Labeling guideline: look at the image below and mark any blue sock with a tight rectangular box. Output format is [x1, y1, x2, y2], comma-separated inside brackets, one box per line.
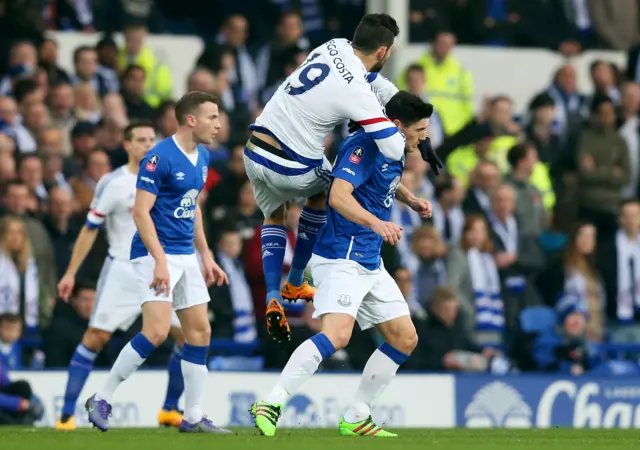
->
[261, 224, 287, 303]
[287, 207, 327, 287]
[62, 344, 97, 417]
[379, 342, 410, 366]
[130, 332, 156, 359]
[163, 344, 184, 411]
[310, 333, 336, 359]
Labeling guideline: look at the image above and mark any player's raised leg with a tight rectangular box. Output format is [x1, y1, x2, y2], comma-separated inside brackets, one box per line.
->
[87, 300, 172, 431]
[281, 193, 326, 302]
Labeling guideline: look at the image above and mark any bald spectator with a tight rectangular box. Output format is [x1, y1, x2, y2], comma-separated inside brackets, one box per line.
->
[22, 103, 49, 143]
[0, 181, 56, 327]
[48, 83, 76, 154]
[0, 96, 36, 153]
[618, 82, 640, 200]
[69, 150, 111, 212]
[43, 187, 81, 280]
[17, 154, 46, 202]
[463, 160, 501, 219]
[187, 67, 217, 93]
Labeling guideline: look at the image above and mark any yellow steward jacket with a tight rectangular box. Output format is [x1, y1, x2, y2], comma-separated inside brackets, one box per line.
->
[118, 46, 173, 107]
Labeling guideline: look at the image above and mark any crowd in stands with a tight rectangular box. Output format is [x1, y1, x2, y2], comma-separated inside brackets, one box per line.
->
[1, 1, 640, 379]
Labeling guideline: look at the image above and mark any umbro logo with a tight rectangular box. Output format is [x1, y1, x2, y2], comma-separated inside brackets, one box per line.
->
[176, 172, 185, 180]
[381, 164, 388, 171]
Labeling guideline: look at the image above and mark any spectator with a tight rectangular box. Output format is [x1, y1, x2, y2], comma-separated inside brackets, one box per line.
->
[545, 65, 589, 150]
[214, 180, 262, 244]
[0, 314, 24, 369]
[390, 170, 424, 268]
[208, 228, 257, 342]
[71, 46, 112, 98]
[563, 222, 604, 342]
[465, 0, 521, 47]
[117, 24, 172, 107]
[0, 41, 38, 96]
[408, 0, 454, 43]
[0, 357, 43, 425]
[505, 143, 546, 238]
[408, 225, 447, 308]
[404, 150, 434, 202]
[599, 200, 640, 344]
[70, 121, 98, 170]
[589, 0, 640, 51]
[206, 144, 248, 222]
[0, 95, 36, 154]
[17, 154, 46, 204]
[120, 64, 154, 121]
[186, 67, 216, 94]
[101, 92, 128, 128]
[0, 216, 40, 332]
[95, 36, 120, 93]
[37, 38, 70, 86]
[21, 102, 49, 146]
[397, 31, 474, 136]
[73, 82, 102, 124]
[42, 154, 73, 197]
[618, 82, 640, 200]
[43, 187, 81, 281]
[403, 63, 444, 148]
[69, 150, 111, 212]
[43, 280, 109, 368]
[431, 174, 465, 248]
[462, 160, 500, 220]
[513, 1, 582, 55]
[577, 95, 630, 239]
[393, 266, 425, 319]
[48, 82, 76, 155]
[154, 100, 178, 140]
[448, 214, 503, 342]
[0, 147, 16, 183]
[590, 60, 621, 106]
[408, 285, 490, 372]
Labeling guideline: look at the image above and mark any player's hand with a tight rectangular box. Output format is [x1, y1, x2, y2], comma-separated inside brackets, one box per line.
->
[266, 299, 291, 342]
[150, 260, 171, 296]
[57, 273, 76, 302]
[202, 253, 229, 287]
[418, 137, 443, 175]
[409, 198, 433, 219]
[372, 220, 403, 246]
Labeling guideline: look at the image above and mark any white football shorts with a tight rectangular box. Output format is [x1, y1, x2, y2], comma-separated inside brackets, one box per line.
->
[309, 255, 410, 330]
[243, 148, 332, 218]
[132, 253, 210, 310]
[90, 256, 181, 332]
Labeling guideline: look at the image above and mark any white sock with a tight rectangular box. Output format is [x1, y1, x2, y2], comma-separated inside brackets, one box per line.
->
[265, 339, 326, 405]
[343, 348, 401, 423]
[181, 360, 208, 423]
[96, 342, 145, 403]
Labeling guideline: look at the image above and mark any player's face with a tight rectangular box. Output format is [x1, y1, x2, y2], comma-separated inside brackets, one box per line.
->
[370, 45, 393, 73]
[192, 101, 221, 145]
[399, 118, 429, 152]
[125, 126, 156, 162]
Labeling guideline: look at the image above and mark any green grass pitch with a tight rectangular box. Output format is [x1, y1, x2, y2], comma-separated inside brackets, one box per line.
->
[1, 428, 638, 450]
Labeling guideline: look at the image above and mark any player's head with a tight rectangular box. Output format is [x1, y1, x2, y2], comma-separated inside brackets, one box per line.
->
[123, 120, 156, 163]
[385, 91, 433, 152]
[174, 91, 221, 145]
[352, 13, 399, 72]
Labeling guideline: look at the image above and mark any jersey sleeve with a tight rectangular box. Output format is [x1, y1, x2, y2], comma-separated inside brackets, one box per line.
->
[342, 80, 405, 161]
[331, 138, 376, 190]
[136, 152, 167, 196]
[366, 72, 399, 106]
[86, 175, 118, 229]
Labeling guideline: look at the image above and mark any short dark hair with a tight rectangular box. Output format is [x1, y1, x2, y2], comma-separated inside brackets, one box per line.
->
[431, 285, 458, 306]
[591, 94, 614, 114]
[507, 143, 532, 170]
[528, 92, 555, 111]
[174, 91, 219, 125]
[434, 173, 455, 200]
[406, 63, 424, 75]
[3, 179, 27, 195]
[123, 64, 145, 79]
[124, 120, 154, 141]
[0, 313, 22, 325]
[72, 279, 96, 298]
[384, 91, 433, 127]
[73, 45, 95, 64]
[13, 79, 40, 104]
[352, 13, 399, 53]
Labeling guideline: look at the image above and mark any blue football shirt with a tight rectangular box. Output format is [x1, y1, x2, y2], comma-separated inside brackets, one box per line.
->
[314, 129, 404, 270]
[130, 137, 210, 260]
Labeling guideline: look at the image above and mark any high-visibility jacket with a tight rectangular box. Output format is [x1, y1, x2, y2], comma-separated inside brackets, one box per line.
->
[397, 53, 474, 136]
[118, 46, 173, 107]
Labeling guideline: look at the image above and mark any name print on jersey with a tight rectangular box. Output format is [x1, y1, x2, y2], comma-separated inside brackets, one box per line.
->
[146, 155, 159, 172]
[325, 40, 354, 84]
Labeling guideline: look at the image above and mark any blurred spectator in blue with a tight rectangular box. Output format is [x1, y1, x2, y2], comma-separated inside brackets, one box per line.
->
[0, 215, 41, 332]
[0, 41, 38, 96]
[599, 200, 640, 344]
[465, 0, 521, 47]
[462, 160, 501, 220]
[404, 64, 444, 149]
[618, 82, 640, 200]
[589, 60, 622, 107]
[532, 295, 588, 375]
[391, 170, 424, 267]
[37, 38, 70, 86]
[0, 356, 43, 425]
[0, 314, 23, 369]
[431, 174, 465, 249]
[408, 225, 447, 309]
[95, 36, 119, 93]
[71, 46, 113, 98]
[0, 95, 36, 154]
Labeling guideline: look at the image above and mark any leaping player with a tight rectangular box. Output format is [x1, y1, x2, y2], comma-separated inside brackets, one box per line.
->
[251, 91, 431, 437]
[56, 122, 186, 430]
[243, 13, 439, 342]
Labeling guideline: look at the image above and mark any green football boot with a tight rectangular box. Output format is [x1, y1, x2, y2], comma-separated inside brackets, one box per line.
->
[249, 400, 283, 437]
[338, 416, 398, 437]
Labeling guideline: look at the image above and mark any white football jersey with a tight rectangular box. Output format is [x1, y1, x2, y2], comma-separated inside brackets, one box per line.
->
[254, 38, 404, 163]
[86, 166, 138, 260]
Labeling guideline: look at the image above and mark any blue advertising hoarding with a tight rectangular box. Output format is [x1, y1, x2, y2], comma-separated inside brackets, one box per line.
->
[455, 375, 640, 428]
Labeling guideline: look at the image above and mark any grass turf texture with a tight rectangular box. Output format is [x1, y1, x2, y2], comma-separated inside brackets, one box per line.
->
[1, 428, 638, 450]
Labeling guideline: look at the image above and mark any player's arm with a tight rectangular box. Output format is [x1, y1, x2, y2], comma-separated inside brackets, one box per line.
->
[343, 82, 405, 161]
[366, 72, 399, 106]
[329, 179, 382, 228]
[193, 202, 210, 255]
[133, 189, 166, 263]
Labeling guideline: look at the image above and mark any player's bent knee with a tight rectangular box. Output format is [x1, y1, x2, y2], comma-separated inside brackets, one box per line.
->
[169, 326, 185, 347]
[141, 326, 170, 347]
[321, 328, 352, 350]
[82, 328, 112, 352]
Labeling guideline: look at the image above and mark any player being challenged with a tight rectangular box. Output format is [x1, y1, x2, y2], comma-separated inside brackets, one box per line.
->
[56, 122, 187, 430]
[85, 92, 231, 433]
[244, 13, 434, 342]
[251, 92, 432, 437]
